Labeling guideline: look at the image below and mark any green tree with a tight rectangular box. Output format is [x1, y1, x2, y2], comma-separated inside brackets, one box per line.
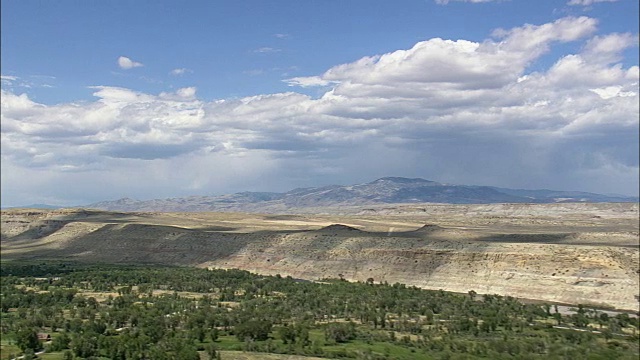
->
[235, 319, 272, 341]
[209, 328, 219, 342]
[176, 345, 200, 360]
[16, 327, 40, 352]
[70, 333, 98, 358]
[23, 349, 36, 360]
[295, 323, 310, 346]
[206, 343, 218, 359]
[325, 322, 357, 343]
[278, 325, 296, 344]
[49, 331, 71, 351]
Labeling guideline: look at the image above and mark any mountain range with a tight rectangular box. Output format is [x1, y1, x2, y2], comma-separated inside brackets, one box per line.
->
[85, 177, 639, 213]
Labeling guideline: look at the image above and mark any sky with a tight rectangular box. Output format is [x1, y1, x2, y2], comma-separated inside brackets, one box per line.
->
[1, 0, 639, 207]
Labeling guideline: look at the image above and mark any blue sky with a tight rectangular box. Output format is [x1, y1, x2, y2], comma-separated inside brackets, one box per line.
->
[1, 0, 639, 206]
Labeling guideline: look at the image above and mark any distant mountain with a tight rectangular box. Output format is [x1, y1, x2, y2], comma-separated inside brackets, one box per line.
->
[488, 187, 639, 203]
[1, 203, 62, 210]
[86, 177, 639, 212]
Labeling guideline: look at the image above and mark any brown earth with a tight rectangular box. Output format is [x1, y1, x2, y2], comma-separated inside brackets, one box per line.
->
[1, 203, 638, 311]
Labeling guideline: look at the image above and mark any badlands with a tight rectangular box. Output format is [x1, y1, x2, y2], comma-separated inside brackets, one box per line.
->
[1, 202, 638, 311]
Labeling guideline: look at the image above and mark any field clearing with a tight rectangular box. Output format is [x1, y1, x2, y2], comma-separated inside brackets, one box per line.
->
[217, 352, 327, 360]
[0, 339, 20, 360]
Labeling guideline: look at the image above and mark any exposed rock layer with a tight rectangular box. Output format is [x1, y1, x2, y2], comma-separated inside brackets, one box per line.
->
[1, 204, 638, 311]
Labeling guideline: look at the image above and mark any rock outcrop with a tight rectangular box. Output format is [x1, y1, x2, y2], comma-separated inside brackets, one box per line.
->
[2, 205, 638, 311]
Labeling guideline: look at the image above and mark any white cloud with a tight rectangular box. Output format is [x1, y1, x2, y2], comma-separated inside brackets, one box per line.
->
[1, 74, 56, 89]
[491, 16, 597, 54]
[176, 87, 197, 99]
[1, 75, 18, 83]
[284, 76, 336, 87]
[582, 33, 639, 64]
[170, 68, 193, 76]
[293, 16, 597, 96]
[590, 86, 637, 99]
[1, 16, 638, 206]
[117, 56, 144, 69]
[253, 47, 281, 54]
[567, 0, 617, 6]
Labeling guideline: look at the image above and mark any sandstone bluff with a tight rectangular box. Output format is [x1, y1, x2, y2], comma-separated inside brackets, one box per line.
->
[1, 203, 638, 311]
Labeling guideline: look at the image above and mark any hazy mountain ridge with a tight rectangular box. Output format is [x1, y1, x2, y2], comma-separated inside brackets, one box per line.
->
[488, 187, 639, 203]
[86, 177, 639, 212]
[1, 203, 63, 210]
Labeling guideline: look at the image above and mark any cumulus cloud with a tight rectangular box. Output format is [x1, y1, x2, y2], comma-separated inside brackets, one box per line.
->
[1, 16, 638, 206]
[288, 17, 598, 96]
[117, 56, 144, 69]
[170, 68, 193, 76]
[590, 86, 636, 99]
[582, 33, 639, 64]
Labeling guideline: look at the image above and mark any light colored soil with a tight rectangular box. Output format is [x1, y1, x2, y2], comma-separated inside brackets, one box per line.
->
[2, 203, 638, 311]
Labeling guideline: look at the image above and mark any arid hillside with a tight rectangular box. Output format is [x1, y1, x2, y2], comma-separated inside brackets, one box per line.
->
[1, 203, 638, 311]
[86, 177, 639, 213]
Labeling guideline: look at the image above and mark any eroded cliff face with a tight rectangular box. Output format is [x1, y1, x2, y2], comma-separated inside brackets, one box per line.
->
[200, 229, 639, 311]
[2, 207, 638, 311]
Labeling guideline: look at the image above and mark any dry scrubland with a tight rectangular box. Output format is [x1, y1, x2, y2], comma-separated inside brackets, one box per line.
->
[1, 203, 638, 311]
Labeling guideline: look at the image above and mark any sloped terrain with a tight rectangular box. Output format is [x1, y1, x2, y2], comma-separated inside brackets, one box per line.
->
[85, 177, 639, 213]
[1, 203, 638, 311]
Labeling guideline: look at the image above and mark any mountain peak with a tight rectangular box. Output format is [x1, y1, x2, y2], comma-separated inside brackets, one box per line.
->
[115, 197, 139, 203]
[85, 177, 639, 212]
[372, 177, 437, 184]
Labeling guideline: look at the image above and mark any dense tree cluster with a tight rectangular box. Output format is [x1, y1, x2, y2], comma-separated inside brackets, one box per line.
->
[1, 261, 638, 359]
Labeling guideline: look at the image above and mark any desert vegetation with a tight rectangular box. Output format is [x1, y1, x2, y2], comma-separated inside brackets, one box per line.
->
[1, 261, 638, 360]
